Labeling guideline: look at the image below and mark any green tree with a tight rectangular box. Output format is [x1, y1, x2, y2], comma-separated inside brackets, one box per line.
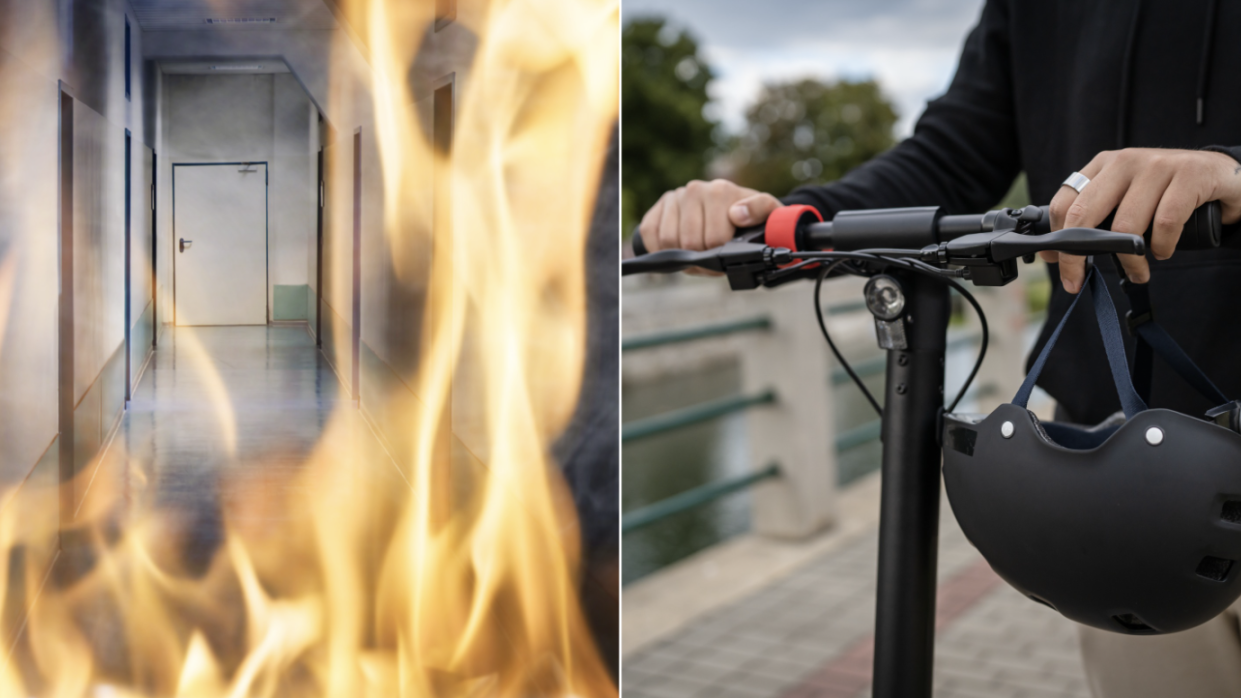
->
[727, 79, 897, 197]
[621, 18, 716, 236]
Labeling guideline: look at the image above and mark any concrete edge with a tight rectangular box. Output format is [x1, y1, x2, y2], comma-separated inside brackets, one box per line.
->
[622, 468, 884, 657]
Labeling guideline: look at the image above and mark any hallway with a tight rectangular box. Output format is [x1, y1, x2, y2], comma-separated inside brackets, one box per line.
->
[97, 325, 406, 572]
[0, 0, 619, 693]
[68, 323, 408, 583]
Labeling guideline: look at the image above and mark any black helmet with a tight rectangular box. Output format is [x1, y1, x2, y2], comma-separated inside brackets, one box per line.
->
[942, 265, 1241, 635]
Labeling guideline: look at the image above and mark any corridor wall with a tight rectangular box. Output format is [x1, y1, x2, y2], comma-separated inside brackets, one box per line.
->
[0, 0, 156, 531]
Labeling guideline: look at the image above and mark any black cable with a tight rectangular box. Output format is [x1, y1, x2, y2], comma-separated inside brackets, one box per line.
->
[872, 254, 989, 412]
[815, 257, 884, 416]
[796, 248, 925, 259]
[919, 267, 989, 412]
[807, 250, 990, 415]
[765, 256, 868, 284]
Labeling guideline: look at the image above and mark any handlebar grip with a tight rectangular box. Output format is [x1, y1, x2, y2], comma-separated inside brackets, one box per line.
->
[631, 226, 649, 256]
[1167, 200, 1222, 250]
[1095, 200, 1223, 251]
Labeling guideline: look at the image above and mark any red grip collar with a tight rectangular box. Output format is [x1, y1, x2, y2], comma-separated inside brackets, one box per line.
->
[764, 204, 824, 266]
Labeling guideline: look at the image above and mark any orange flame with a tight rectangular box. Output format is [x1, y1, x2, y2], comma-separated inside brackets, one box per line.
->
[0, 0, 618, 694]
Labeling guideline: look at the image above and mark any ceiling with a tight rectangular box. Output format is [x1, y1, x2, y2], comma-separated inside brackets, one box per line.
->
[129, 0, 339, 31]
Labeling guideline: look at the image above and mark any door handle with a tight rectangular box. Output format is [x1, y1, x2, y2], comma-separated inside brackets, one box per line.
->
[180, 238, 193, 253]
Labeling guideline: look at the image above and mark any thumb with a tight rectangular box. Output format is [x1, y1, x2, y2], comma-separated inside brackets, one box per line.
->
[729, 194, 783, 227]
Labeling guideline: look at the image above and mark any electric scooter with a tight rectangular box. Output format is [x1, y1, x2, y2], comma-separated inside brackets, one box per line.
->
[622, 200, 1229, 698]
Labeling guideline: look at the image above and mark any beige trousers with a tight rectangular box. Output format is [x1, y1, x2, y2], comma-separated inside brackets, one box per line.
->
[1080, 602, 1241, 697]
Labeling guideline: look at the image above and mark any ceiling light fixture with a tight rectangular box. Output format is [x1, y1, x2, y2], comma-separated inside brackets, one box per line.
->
[204, 17, 277, 25]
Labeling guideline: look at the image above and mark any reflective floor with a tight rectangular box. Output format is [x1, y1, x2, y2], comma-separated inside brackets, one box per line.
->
[2, 325, 615, 693]
[76, 324, 408, 580]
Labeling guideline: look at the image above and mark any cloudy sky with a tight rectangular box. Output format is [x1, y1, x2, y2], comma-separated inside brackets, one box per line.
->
[622, 0, 986, 138]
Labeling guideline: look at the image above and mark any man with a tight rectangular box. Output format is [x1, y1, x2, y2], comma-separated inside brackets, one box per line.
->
[637, 0, 1241, 693]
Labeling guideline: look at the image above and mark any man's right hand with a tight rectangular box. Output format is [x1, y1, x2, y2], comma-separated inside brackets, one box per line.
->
[638, 179, 785, 253]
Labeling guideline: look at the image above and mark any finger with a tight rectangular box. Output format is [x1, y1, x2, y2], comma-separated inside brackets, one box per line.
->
[638, 195, 665, 252]
[658, 189, 682, 252]
[1048, 187, 1076, 231]
[1116, 251, 1151, 284]
[704, 184, 737, 249]
[1038, 250, 1058, 263]
[1057, 253, 1088, 294]
[679, 182, 707, 251]
[729, 193, 783, 228]
[1110, 169, 1171, 239]
[1149, 173, 1204, 261]
[1108, 170, 1173, 284]
[1049, 152, 1114, 230]
[1062, 153, 1135, 231]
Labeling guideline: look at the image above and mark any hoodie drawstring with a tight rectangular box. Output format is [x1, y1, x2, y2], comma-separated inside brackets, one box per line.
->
[1119, 0, 1216, 145]
[1197, 0, 1219, 125]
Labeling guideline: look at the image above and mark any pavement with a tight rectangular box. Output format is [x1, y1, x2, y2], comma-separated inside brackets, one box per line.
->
[622, 471, 1092, 698]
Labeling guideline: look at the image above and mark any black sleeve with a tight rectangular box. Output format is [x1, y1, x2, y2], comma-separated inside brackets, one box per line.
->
[782, 0, 1021, 217]
[1203, 145, 1241, 163]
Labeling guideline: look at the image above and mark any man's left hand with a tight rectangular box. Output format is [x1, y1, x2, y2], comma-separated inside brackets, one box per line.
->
[1044, 148, 1241, 293]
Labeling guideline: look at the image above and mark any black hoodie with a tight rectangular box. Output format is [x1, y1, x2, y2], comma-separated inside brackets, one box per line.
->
[783, 0, 1241, 425]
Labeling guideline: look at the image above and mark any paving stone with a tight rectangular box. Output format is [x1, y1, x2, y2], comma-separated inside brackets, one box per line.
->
[626, 496, 1092, 698]
[636, 673, 717, 698]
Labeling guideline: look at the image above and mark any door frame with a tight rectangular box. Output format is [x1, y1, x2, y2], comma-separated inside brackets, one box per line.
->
[171, 162, 270, 326]
[351, 130, 361, 403]
[58, 86, 75, 534]
[124, 129, 132, 402]
[315, 140, 324, 347]
[151, 150, 157, 346]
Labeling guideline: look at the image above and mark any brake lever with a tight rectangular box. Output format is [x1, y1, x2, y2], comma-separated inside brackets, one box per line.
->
[987, 227, 1146, 261]
[622, 248, 725, 275]
[620, 238, 777, 281]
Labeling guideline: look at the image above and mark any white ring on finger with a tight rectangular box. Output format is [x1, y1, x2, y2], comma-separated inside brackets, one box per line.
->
[1062, 171, 1091, 194]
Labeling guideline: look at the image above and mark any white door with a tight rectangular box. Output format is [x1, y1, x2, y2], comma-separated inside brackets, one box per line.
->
[174, 164, 267, 325]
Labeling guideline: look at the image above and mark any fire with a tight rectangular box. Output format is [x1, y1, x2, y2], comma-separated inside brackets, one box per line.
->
[0, 0, 618, 695]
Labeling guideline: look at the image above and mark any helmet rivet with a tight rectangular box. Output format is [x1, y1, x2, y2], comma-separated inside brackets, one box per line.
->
[1145, 427, 1164, 446]
[1000, 421, 1014, 438]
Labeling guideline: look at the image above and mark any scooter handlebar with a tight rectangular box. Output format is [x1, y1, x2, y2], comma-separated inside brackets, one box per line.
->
[630, 200, 1228, 256]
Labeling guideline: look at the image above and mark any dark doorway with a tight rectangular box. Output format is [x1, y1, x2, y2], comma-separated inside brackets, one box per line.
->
[124, 129, 131, 402]
[351, 130, 362, 403]
[316, 116, 324, 347]
[58, 89, 74, 533]
[434, 82, 453, 156]
[151, 150, 157, 346]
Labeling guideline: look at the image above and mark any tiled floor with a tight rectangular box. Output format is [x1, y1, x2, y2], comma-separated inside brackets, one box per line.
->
[622, 492, 1091, 698]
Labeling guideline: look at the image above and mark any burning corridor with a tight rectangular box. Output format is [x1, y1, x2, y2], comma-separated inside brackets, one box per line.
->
[0, 0, 619, 695]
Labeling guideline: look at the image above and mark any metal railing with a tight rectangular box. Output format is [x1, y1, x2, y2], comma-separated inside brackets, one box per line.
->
[622, 463, 781, 534]
[622, 313, 780, 532]
[621, 300, 901, 532]
[622, 316, 772, 352]
[623, 280, 1040, 545]
[622, 390, 776, 442]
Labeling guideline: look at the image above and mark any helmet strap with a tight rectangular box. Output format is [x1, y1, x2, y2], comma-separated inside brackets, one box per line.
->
[1116, 267, 1230, 408]
[1014, 266, 1148, 418]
